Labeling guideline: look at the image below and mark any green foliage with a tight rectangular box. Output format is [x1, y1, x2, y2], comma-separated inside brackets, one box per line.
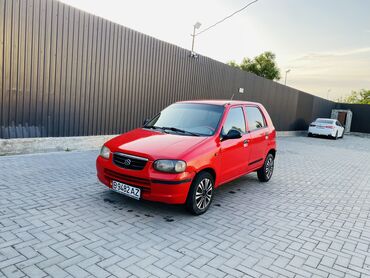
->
[227, 51, 281, 81]
[343, 89, 370, 104]
[227, 60, 239, 68]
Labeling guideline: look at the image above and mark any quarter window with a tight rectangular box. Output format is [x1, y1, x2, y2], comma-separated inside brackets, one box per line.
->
[245, 106, 266, 131]
[222, 107, 246, 135]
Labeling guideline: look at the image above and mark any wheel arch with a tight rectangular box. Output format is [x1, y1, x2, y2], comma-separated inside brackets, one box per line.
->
[267, 148, 276, 158]
[196, 167, 216, 184]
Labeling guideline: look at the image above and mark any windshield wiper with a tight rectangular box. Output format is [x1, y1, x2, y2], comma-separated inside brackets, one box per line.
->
[145, 125, 161, 130]
[145, 125, 200, 136]
[159, 126, 201, 136]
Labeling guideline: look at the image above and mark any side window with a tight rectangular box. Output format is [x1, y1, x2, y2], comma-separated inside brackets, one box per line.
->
[245, 106, 267, 131]
[222, 107, 246, 135]
[336, 121, 341, 127]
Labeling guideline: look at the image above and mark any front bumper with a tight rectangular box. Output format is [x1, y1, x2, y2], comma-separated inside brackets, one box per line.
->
[96, 156, 194, 204]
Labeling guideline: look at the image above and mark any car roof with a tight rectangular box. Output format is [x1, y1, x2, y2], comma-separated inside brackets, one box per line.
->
[176, 99, 261, 106]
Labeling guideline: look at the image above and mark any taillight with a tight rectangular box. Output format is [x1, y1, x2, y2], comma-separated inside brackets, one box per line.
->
[325, 125, 334, 129]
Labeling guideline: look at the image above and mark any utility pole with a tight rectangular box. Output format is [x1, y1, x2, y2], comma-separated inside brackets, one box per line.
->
[327, 89, 331, 100]
[284, 69, 291, 85]
[191, 22, 202, 54]
[190, 0, 258, 54]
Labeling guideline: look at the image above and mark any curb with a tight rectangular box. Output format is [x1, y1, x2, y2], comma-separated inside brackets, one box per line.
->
[346, 132, 370, 138]
[0, 135, 117, 156]
[276, 130, 307, 137]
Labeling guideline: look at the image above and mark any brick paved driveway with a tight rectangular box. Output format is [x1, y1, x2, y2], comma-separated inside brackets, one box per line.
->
[1, 136, 370, 278]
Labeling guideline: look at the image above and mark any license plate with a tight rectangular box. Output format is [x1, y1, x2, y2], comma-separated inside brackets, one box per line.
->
[112, 180, 141, 200]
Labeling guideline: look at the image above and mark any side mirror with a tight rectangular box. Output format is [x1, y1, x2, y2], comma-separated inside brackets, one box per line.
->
[143, 119, 150, 126]
[222, 129, 242, 141]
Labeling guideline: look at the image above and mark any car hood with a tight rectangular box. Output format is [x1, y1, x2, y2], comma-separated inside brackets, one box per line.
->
[105, 128, 208, 160]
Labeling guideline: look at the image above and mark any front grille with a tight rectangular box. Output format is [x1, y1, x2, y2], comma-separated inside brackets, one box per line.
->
[113, 153, 148, 170]
[104, 169, 151, 191]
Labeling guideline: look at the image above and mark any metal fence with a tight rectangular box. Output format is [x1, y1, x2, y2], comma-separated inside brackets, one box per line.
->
[0, 0, 365, 139]
[335, 103, 370, 133]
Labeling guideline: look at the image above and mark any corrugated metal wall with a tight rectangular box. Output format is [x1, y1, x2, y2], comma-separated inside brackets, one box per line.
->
[335, 103, 370, 133]
[0, 0, 343, 138]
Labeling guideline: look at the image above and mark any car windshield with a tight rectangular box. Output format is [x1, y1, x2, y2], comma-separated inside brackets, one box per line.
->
[316, 119, 334, 124]
[145, 103, 224, 136]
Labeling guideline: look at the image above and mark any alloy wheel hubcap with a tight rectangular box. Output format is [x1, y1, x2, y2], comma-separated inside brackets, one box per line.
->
[265, 157, 274, 179]
[195, 178, 213, 210]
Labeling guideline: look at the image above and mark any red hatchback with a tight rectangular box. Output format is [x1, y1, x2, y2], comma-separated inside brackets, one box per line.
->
[96, 100, 276, 214]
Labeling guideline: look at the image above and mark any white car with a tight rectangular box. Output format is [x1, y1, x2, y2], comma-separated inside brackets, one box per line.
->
[308, 118, 344, 139]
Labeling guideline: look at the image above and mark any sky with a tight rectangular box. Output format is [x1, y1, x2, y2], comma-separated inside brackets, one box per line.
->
[60, 0, 370, 100]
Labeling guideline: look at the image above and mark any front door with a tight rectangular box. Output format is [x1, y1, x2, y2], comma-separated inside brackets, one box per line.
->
[220, 107, 250, 183]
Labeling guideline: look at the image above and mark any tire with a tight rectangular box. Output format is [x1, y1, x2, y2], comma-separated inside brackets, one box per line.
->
[186, 171, 214, 215]
[257, 153, 275, 182]
[308, 132, 313, 137]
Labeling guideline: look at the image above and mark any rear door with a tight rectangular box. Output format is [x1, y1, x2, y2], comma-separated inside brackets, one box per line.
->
[245, 106, 269, 169]
[219, 107, 250, 183]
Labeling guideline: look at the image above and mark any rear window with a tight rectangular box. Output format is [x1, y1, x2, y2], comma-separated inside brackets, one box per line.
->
[245, 106, 266, 131]
[316, 119, 334, 124]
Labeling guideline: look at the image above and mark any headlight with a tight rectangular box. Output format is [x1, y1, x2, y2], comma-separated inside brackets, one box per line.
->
[100, 145, 111, 159]
[153, 160, 187, 173]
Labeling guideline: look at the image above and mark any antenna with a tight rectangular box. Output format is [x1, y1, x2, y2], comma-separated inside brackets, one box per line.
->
[230, 93, 235, 100]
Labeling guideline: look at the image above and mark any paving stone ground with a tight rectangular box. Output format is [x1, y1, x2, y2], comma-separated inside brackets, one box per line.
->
[1, 135, 370, 278]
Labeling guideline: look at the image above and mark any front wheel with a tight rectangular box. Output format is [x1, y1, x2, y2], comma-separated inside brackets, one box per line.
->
[186, 172, 214, 215]
[257, 153, 275, 182]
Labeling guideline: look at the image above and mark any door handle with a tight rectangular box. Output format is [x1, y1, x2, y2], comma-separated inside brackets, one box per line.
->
[243, 139, 249, 147]
[259, 132, 269, 139]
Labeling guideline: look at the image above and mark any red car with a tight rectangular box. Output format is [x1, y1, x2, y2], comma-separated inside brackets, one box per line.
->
[96, 100, 276, 215]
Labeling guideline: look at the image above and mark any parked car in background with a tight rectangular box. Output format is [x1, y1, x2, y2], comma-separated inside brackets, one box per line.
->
[308, 118, 344, 139]
[96, 100, 276, 215]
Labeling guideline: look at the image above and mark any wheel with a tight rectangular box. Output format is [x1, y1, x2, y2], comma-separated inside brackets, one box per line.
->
[186, 172, 214, 215]
[308, 132, 313, 137]
[257, 153, 275, 182]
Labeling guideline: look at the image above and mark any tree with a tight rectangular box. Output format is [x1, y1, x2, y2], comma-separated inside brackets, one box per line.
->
[227, 60, 239, 68]
[343, 89, 370, 104]
[227, 51, 281, 81]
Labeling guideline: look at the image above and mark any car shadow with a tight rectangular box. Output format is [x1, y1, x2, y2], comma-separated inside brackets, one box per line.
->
[309, 134, 335, 140]
[99, 187, 188, 221]
[97, 173, 260, 219]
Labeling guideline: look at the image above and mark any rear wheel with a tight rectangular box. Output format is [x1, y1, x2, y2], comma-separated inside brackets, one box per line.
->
[308, 132, 313, 137]
[186, 172, 214, 215]
[257, 153, 275, 182]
